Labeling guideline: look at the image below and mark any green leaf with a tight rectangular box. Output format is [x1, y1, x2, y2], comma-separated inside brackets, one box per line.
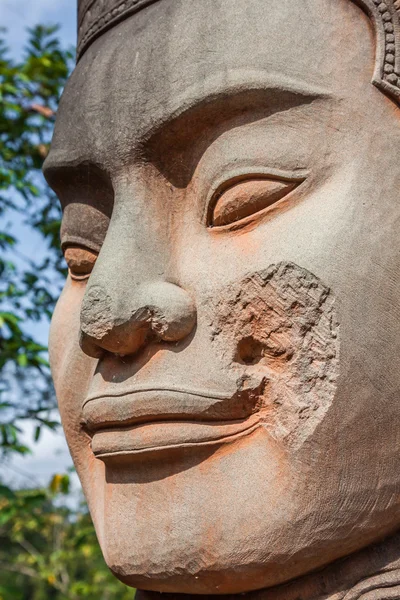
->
[0, 484, 16, 500]
[34, 425, 41, 442]
[0, 312, 21, 326]
[17, 353, 28, 367]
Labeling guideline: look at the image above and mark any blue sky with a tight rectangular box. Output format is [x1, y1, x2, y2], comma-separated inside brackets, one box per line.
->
[3, 0, 78, 489]
[3, 0, 76, 58]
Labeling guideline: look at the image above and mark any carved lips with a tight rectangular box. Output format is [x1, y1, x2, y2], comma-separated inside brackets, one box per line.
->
[81, 379, 266, 458]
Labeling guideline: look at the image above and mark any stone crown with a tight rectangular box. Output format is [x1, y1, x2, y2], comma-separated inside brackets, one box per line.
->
[77, 0, 159, 60]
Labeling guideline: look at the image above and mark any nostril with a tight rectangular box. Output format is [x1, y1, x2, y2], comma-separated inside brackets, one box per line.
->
[79, 331, 105, 359]
[236, 336, 264, 365]
[143, 282, 196, 343]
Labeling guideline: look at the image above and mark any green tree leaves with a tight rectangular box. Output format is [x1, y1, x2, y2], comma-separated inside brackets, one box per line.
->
[0, 479, 135, 599]
[0, 25, 72, 455]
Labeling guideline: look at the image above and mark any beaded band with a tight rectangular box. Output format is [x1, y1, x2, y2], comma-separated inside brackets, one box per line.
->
[353, 0, 400, 103]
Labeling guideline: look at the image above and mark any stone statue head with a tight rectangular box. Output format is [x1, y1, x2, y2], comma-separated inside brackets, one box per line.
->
[43, 0, 400, 596]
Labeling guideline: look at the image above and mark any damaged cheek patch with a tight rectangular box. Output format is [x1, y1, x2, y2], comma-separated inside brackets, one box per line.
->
[210, 262, 339, 448]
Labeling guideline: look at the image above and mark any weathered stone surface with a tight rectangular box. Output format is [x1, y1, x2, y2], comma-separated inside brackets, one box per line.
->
[209, 262, 339, 449]
[43, 0, 400, 597]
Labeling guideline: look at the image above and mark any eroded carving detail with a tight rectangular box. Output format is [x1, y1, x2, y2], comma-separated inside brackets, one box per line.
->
[209, 262, 339, 448]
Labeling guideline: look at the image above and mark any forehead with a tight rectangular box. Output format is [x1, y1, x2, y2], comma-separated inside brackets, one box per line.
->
[48, 0, 373, 168]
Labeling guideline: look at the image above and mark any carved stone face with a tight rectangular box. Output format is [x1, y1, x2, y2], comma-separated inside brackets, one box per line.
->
[44, 0, 400, 594]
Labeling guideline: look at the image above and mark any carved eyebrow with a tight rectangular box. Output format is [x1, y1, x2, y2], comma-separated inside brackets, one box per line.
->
[43, 150, 99, 181]
[142, 69, 333, 143]
[43, 69, 333, 177]
[42, 158, 113, 213]
[141, 70, 333, 188]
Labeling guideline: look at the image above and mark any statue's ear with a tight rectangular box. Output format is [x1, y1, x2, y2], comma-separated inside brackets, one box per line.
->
[355, 0, 400, 104]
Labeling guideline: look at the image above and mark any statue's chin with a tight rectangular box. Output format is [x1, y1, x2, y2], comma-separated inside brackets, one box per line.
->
[106, 549, 307, 595]
[106, 531, 400, 597]
[92, 430, 292, 594]
[104, 542, 359, 595]
[81, 426, 390, 596]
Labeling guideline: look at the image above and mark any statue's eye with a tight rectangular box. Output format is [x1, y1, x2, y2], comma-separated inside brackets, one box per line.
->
[208, 178, 301, 228]
[64, 247, 98, 281]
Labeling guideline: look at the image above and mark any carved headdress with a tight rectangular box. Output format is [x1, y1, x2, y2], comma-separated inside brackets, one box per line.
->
[77, 0, 400, 104]
[77, 0, 158, 59]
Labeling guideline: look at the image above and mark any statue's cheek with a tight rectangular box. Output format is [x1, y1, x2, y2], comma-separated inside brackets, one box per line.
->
[207, 261, 340, 450]
[49, 279, 95, 420]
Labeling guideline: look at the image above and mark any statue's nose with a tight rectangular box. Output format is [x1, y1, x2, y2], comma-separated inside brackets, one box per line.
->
[79, 280, 196, 358]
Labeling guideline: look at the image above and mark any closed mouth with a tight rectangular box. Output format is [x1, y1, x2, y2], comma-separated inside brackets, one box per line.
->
[82, 382, 266, 457]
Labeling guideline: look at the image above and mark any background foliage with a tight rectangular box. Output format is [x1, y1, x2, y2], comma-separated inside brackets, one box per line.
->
[0, 25, 133, 599]
[0, 24, 68, 456]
